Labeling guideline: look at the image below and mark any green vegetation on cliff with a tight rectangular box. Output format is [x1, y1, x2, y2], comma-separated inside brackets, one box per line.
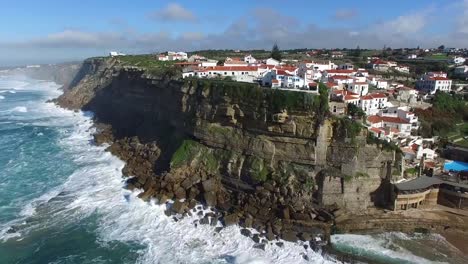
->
[170, 139, 220, 173]
[117, 55, 180, 77]
[332, 117, 363, 141]
[185, 79, 329, 118]
[415, 92, 468, 138]
[249, 156, 270, 182]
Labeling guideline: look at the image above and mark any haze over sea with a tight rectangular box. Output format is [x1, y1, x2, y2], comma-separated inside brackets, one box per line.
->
[0, 75, 464, 263]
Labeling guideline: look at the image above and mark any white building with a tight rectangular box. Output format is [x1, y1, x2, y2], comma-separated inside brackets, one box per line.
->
[158, 51, 188, 61]
[367, 77, 388, 89]
[266, 58, 280, 66]
[378, 106, 419, 131]
[224, 57, 248, 66]
[407, 54, 418, 59]
[110, 51, 125, 57]
[244, 54, 257, 64]
[323, 69, 357, 78]
[346, 82, 369, 96]
[367, 114, 412, 138]
[452, 56, 466, 65]
[416, 72, 452, 94]
[394, 65, 410, 74]
[359, 93, 387, 115]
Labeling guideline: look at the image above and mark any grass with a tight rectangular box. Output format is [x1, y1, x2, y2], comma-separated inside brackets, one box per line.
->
[116, 54, 179, 76]
[424, 53, 449, 60]
[447, 122, 468, 147]
[170, 140, 199, 168]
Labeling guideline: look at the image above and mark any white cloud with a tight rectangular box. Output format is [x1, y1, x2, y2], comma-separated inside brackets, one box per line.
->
[148, 3, 196, 22]
[457, 0, 468, 34]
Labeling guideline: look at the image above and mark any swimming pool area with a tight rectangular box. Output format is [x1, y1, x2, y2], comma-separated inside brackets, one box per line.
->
[444, 160, 468, 172]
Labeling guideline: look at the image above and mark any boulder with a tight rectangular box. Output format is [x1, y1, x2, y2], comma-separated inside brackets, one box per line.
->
[223, 214, 239, 226]
[281, 231, 298, 242]
[240, 228, 251, 237]
[202, 178, 218, 192]
[253, 244, 266, 251]
[172, 200, 187, 214]
[252, 234, 260, 243]
[204, 191, 217, 207]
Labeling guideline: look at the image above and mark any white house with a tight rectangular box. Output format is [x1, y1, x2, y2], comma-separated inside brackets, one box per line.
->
[262, 68, 311, 90]
[367, 114, 412, 138]
[407, 54, 418, 59]
[346, 82, 369, 96]
[158, 51, 188, 61]
[452, 56, 466, 65]
[330, 51, 344, 58]
[266, 58, 280, 66]
[359, 93, 387, 115]
[394, 65, 410, 74]
[109, 51, 125, 57]
[416, 72, 452, 94]
[244, 54, 257, 64]
[367, 77, 388, 89]
[378, 106, 419, 131]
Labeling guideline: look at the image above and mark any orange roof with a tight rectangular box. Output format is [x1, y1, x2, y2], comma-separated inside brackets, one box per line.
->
[276, 69, 293, 76]
[344, 95, 359, 101]
[381, 116, 410, 124]
[200, 66, 258, 72]
[429, 77, 450, 81]
[332, 75, 353, 80]
[367, 115, 382, 124]
[361, 93, 387, 100]
[272, 79, 279, 83]
[326, 69, 355, 74]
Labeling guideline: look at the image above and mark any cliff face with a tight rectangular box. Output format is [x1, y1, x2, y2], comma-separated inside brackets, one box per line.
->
[57, 57, 397, 241]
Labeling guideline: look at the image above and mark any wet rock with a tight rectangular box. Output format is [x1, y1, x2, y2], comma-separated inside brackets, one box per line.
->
[299, 232, 312, 242]
[252, 234, 260, 243]
[281, 231, 298, 242]
[172, 200, 187, 214]
[223, 214, 239, 226]
[174, 187, 186, 200]
[240, 228, 251, 237]
[204, 191, 217, 207]
[200, 216, 210, 225]
[244, 218, 253, 228]
[253, 244, 266, 251]
[202, 178, 217, 192]
[214, 227, 223, 233]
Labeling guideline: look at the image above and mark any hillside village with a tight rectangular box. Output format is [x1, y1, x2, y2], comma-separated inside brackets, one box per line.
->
[111, 46, 468, 210]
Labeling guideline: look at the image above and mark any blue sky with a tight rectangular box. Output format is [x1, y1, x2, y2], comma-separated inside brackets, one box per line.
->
[1, 0, 467, 66]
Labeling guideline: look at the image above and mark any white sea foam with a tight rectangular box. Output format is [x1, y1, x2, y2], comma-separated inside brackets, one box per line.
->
[0, 95, 4, 100]
[0, 77, 338, 263]
[331, 234, 441, 264]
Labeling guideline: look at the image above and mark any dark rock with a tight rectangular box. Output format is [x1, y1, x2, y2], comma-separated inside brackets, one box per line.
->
[200, 216, 210, 225]
[204, 191, 217, 207]
[253, 244, 266, 251]
[240, 228, 251, 237]
[252, 234, 260, 243]
[171, 200, 186, 214]
[276, 242, 284, 247]
[282, 208, 290, 220]
[202, 178, 217, 192]
[281, 231, 298, 242]
[244, 218, 253, 228]
[299, 233, 312, 242]
[223, 214, 239, 226]
[174, 187, 186, 200]
[303, 244, 309, 250]
[302, 254, 309, 261]
[210, 217, 218, 226]
[197, 211, 204, 216]
[214, 227, 223, 233]
[172, 216, 178, 222]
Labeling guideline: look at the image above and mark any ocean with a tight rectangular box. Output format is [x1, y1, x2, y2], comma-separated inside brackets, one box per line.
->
[0, 75, 465, 264]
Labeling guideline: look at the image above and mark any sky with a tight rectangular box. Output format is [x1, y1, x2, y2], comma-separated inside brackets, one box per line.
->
[1, 0, 468, 66]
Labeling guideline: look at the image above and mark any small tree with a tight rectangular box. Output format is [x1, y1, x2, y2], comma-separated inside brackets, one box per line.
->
[271, 43, 282, 61]
[438, 45, 445, 50]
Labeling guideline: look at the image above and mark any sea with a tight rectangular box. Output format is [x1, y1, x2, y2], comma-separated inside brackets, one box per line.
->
[0, 75, 466, 264]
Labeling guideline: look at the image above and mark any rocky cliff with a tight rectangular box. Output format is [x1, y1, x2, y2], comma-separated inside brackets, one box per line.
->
[57, 57, 398, 243]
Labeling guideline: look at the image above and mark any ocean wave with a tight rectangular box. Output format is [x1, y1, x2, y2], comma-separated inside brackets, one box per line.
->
[0, 78, 337, 264]
[0, 95, 4, 100]
[11, 106, 28, 113]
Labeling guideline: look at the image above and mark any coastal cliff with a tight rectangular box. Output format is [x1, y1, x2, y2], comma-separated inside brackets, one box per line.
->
[57, 57, 398, 243]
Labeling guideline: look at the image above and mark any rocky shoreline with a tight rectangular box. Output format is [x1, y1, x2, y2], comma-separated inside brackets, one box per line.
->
[93, 124, 332, 249]
[50, 57, 468, 259]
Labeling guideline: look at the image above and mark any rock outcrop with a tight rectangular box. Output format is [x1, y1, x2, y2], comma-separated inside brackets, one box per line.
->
[56, 57, 399, 243]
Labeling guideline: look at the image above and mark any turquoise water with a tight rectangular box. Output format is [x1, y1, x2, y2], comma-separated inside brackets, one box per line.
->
[444, 161, 468, 172]
[0, 75, 338, 264]
[0, 75, 466, 264]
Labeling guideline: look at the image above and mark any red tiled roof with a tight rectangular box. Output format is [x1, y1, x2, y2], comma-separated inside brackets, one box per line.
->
[381, 116, 410, 124]
[344, 95, 359, 101]
[367, 115, 382, 124]
[272, 79, 279, 83]
[276, 69, 293, 76]
[326, 69, 355, 74]
[361, 93, 387, 100]
[353, 82, 368, 85]
[332, 75, 353, 80]
[429, 77, 450, 81]
[200, 66, 259, 72]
